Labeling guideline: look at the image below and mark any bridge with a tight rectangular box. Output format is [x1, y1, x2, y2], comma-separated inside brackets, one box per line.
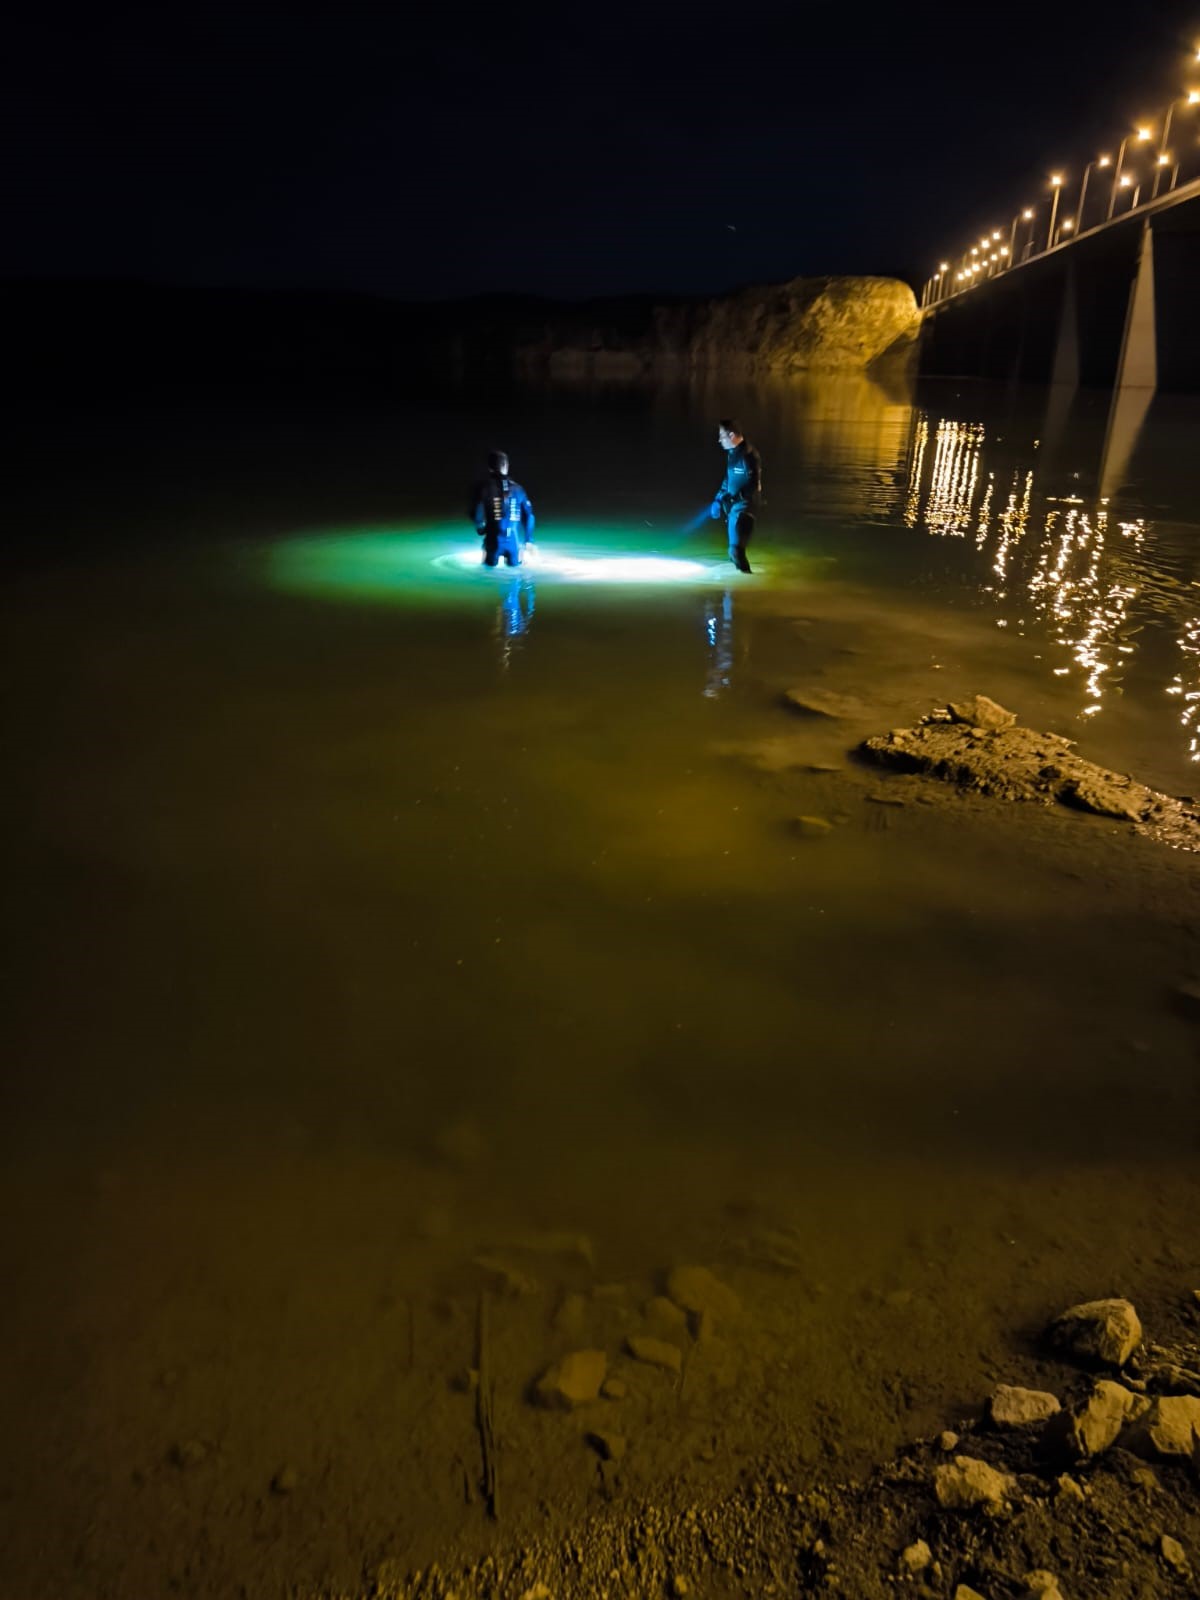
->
[916, 82, 1200, 493]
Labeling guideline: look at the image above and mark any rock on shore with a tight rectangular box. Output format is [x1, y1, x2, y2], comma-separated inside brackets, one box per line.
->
[860, 697, 1200, 851]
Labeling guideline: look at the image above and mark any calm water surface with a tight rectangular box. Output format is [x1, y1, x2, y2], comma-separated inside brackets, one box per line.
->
[4, 375, 1200, 1598]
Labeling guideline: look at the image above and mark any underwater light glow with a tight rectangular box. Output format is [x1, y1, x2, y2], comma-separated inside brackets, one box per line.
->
[433, 549, 713, 584]
[268, 524, 735, 606]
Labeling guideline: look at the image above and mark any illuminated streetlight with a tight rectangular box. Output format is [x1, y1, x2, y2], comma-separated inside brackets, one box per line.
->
[1073, 154, 1110, 233]
[1047, 174, 1064, 250]
[1109, 126, 1152, 218]
[1155, 91, 1200, 195]
[1006, 206, 1034, 265]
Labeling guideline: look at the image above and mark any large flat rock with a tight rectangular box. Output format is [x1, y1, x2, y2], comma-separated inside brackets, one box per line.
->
[860, 704, 1200, 851]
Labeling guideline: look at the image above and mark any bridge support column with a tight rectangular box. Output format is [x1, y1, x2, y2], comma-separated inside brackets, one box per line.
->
[1048, 261, 1080, 391]
[1100, 223, 1156, 498]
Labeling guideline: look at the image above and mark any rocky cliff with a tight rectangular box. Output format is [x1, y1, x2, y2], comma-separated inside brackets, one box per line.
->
[511, 276, 920, 380]
[5, 275, 920, 396]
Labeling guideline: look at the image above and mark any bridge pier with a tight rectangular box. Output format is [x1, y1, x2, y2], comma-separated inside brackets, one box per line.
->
[1048, 261, 1080, 391]
[920, 179, 1200, 401]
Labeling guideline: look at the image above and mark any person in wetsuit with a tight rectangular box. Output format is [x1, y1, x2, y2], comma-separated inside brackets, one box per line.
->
[709, 419, 761, 574]
[472, 450, 536, 567]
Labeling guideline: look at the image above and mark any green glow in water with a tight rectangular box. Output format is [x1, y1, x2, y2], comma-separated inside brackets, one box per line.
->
[267, 521, 755, 608]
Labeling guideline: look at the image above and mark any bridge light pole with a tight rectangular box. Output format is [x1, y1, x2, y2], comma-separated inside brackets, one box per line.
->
[1046, 175, 1064, 251]
[1109, 127, 1153, 219]
[1073, 155, 1110, 234]
[1008, 207, 1033, 265]
[1156, 91, 1200, 194]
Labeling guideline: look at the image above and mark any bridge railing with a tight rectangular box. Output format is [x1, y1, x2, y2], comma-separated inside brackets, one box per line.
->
[921, 84, 1200, 310]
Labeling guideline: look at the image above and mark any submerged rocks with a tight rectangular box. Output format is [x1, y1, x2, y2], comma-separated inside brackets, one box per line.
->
[666, 1267, 742, 1322]
[1047, 1299, 1142, 1368]
[534, 1349, 607, 1410]
[626, 1336, 683, 1375]
[586, 1428, 627, 1462]
[782, 688, 868, 721]
[792, 815, 834, 839]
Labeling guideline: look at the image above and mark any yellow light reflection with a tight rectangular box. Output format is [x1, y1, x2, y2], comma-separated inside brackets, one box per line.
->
[901, 415, 1191, 749]
[1168, 618, 1200, 762]
[924, 419, 984, 537]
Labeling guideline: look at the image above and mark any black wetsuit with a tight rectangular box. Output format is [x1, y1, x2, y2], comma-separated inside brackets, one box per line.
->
[472, 472, 536, 567]
[712, 440, 762, 573]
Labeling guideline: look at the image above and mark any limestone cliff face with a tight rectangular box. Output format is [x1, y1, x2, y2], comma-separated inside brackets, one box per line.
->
[512, 276, 920, 379]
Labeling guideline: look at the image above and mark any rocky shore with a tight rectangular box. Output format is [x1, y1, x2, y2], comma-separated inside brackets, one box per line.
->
[348, 1288, 1199, 1600]
[858, 694, 1200, 853]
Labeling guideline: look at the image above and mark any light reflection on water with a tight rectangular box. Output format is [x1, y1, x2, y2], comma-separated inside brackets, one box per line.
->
[894, 404, 1200, 762]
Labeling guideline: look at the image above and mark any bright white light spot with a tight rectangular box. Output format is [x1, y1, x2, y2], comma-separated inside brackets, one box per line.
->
[434, 550, 719, 585]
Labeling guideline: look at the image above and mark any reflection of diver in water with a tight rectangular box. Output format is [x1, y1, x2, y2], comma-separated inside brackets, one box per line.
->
[702, 588, 735, 698]
[494, 575, 536, 670]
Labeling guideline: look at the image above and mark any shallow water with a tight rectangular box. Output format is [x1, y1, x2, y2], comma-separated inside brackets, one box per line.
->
[4, 375, 1200, 1598]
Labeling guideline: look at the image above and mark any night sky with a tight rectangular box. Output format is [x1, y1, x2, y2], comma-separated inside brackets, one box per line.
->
[5, 1, 1199, 302]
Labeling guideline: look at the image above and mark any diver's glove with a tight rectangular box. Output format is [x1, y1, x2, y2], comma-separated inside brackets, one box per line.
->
[709, 499, 724, 520]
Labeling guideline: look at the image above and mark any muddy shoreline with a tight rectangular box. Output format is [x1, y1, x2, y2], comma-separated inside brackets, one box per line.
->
[6, 566, 1200, 1600]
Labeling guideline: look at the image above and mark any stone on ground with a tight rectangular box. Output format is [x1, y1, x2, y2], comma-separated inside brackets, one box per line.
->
[1054, 1379, 1146, 1457]
[1022, 1571, 1066, 1600]
[900, 1539, 931, 1573]
[533, 1349, 607, 1410]
[1046, 1298, 1142, 1367]
[934, 1456, 1016, 1512]
[625, 1335, 683, 1375]
[947, 693, 1017, 730]
[642, 1295, 689, 1339]
[989, 1384, 1061, 1428]
[1125, 1394, 1200, 1459]
[665, 1266, 742, 1321]
[1160, 1534, 1188, 1570]
[586, 1429, 627, 1462]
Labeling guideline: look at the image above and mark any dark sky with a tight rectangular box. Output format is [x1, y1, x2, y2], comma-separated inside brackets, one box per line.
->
[5, 0, 1199, 301]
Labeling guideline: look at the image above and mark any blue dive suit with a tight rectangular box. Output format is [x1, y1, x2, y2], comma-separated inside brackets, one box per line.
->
[710, 439, 762, 573]
[473, 472, 536, 567]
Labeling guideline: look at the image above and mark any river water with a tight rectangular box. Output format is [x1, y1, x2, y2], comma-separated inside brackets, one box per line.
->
[4, 374, 1200, 1599]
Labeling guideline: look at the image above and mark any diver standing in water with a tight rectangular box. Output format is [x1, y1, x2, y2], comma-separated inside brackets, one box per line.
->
[472, 451, 537, 567]
[709, 420, 761, 573]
